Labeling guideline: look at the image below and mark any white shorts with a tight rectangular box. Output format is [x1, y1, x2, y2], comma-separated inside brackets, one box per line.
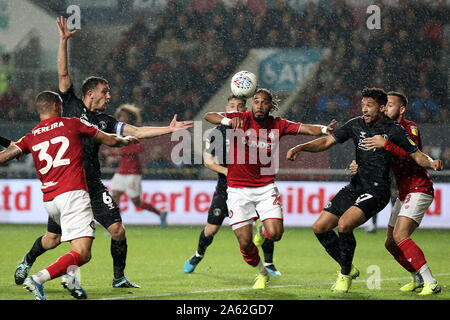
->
[227, 183, 283, 230]
[111, 173, 142, 198]
[388, 192, 434, 227]
[44, 190, 96, 242]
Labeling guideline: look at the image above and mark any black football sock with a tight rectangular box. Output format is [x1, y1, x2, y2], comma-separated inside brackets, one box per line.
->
[261, 238, 274, 264]
[197, 228, 214, 256]
[315, 230, 342, 265]
[24, 236, 46, 265]
[372, 214, 377, 225]
[111, 239, 127, 279]
[338, 231, 356, 275]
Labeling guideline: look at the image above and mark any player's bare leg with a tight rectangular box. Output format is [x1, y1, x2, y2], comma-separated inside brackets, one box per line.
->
[234, 223, 269, 289]
[15, 232, 62, 285]
[390, 216, 439, 294]
[262, 218, 284, 241]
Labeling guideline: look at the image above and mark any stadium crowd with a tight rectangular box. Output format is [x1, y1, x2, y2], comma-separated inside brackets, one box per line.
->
[1, 0, 447, 125]
[0, 0, 448, 174]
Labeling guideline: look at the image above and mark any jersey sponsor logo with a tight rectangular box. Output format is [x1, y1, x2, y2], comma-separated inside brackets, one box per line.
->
[32, 121, 65, 136]
[357, 131, 371, 151]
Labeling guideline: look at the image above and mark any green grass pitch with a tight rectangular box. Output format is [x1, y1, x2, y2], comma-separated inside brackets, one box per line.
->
[0, 224, 449, 301]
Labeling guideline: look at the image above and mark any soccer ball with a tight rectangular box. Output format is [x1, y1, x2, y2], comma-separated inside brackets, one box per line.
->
[230, 71, 258, 98]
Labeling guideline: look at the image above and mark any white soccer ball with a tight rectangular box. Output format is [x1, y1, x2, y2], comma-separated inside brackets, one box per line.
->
[230, 71, 258, 98]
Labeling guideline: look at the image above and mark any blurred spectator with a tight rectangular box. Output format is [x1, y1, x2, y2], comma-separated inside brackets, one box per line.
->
[155, 28, 181, 60]
[146, 145, 175, 179]
[409, 88, 441, 122]
[0, 54, 13, 97]
[442, 147, 450, 170]
[0, 84, 22, 119]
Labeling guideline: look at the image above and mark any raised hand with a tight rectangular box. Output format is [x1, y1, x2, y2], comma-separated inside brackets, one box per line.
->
[169, 114, 193, 132]
[56, 16, 78, 41]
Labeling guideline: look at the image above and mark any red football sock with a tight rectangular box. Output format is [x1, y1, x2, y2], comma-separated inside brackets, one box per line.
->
[139, 202, 161, 215]
[397, 238, 427, 272]
[240, 243, 261, 267]
[46, 251, 83, 280]
[389, 244, 416, 273]
[263, 229, 271, 240]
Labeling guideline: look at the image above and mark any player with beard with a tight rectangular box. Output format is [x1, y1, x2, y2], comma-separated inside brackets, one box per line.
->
[287, 87, 442, 293]
[14, 17, 192, 289]
[184, 95, 281, 276]
[204, 88, 337, 289]
[350, 91, 441, 295]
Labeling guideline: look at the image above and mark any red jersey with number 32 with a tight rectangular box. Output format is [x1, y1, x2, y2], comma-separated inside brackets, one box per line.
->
[384, 119, 434, 201]
[15, 117, 98, 201]
[224, 111, 301, 188]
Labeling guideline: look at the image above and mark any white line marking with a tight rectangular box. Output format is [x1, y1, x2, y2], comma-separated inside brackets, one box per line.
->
[98, 273, 450, 300]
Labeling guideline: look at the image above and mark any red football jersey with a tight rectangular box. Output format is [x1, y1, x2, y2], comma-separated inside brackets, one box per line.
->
[15, 117, 98, 201]
[225, 111, 301, 188]
[385, 119, 434, 201]
[117, 143, 145, 175]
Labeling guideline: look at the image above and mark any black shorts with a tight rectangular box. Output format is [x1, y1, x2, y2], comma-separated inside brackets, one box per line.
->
[207, 190, 229, 226]
[324, 185, 390, 222]
[46, 186, 121, 234]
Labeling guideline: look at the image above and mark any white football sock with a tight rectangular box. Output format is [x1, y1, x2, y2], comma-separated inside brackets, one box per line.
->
[32, 269, 50, 284]
[256, 260, 268, 276]
[419, 263, 437, 284]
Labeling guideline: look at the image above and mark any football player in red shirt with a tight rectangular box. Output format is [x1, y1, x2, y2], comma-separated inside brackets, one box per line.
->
[204, 88, 336, 289]
[111, 104, 168, 228]
[0, 91, 137, 300]
[354, 91, 442, 295]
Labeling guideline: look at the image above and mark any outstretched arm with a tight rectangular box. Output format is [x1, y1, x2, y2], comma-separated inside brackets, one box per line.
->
[93, 131, 139, 148]
[287, 135, 337, 161]
[56, 16, 77, 93]
[204, 112, 243, 130]
[0, 145, 22, 164]
[298, 119, 337, 136]
[122, 114, 193, 139]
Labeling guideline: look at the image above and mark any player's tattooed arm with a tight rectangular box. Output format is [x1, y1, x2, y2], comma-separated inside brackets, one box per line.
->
[94, 130, 139, 148]
[0, 145, 22, 164]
